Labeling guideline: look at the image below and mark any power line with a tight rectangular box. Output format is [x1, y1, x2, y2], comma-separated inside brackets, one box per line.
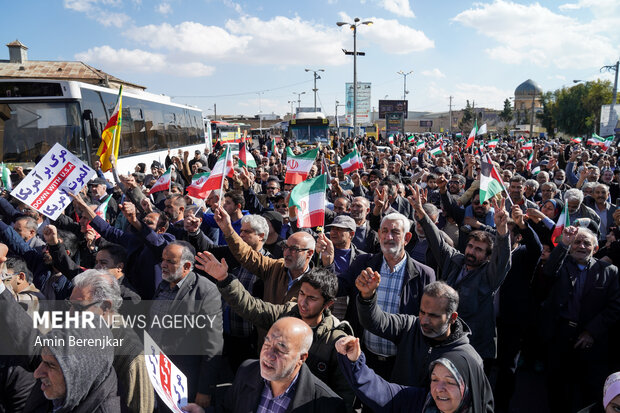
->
[170, 79, 313, 99]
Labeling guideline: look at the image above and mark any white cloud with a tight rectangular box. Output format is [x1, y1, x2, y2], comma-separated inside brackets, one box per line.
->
[156, 2, 171, 15]
[380, 0, 415, 17]
[421, 68, 445, 78]
[125, 22, 251, 59]
[75, 46, 215, 77]
[64, 0, 130, 28]
[222, 0, 243, 14]
[337, 13, 433, 54]
[452, 0, 618, 69]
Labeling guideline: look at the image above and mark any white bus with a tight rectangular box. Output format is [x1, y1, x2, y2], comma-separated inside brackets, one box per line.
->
[0, 79, 208, 174]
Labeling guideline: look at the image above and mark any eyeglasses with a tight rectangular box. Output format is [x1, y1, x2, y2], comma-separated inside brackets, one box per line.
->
[282, 245, 310, 253]
[267, 187, 279, 191]
[65, 299, 102, 312]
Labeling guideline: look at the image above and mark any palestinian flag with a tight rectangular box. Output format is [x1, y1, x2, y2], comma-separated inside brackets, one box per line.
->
[531, 166, 541, 175]
[466, 119, 478, 150]
[271, 138, 276, 154]
[571, 137, 582, 144]
[522, 140, 534, 150]
[517, 136, 526, 144]
[186, 172, 211, 199]
[551, 201, 570, 246]
[455, 132, 463, 138]
[526, 152, 534, 171]
[94, 194, 112, 220]
[238, 141, 257, 168]
[339, 148, 363, 174]
[200, 145, 235, 192]
[416, 140, 426, 153]
[479, 154, 507, 204]
[289, 174, 327, 228]
[429, 146, 443, 156]
[477, 123, 488, 136]
[285, 147, 318, 185]
[149, 167, 173, 195]
[0, 164, 12, 190]
[487, 139, 499, 148]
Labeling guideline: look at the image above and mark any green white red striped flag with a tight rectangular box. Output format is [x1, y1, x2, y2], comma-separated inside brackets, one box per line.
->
[466, 119, 477, 150]
[200, 145, 234, 192]
[388, 134, 395, 144]
[587, 133, 605, 146]
[149, 167, 173, 195]
[186, 172, 211, 199]
[486, 139, 499, 148]
[455, 132, 463, 138]
[602, 136, 615, 150]
[522, 140, 533, 150]
[289, 174, 327, 228]
[285, 147, 318, 185]
[570, 137, 582, 144]
[407, 134, 414, 142]
[526, 152, 534, 171]
[551, 201, 570, 246]
[429, 146, 443, 156]
[416, 140, 426, 153]
[339, 148, 363, 174]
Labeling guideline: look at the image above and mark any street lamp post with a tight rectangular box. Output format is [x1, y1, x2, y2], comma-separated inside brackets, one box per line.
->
[397, 70, 413, 101]
[337, 17, 373, 138]
[305, 68, 324, 112]
[293, 91, 306, 111]
[257, 91, 264, 131]
[287, 100, 294, 119]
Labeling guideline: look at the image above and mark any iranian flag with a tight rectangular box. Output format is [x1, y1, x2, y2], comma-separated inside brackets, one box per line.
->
[526, 152, 534, 171]
[571, 137, 582, 144]
[587, 133, 605, 146]
[285, 147, 318, 185]
[339, 148, 363, 174]
[416, 140, 426, 153]
[602, 136, 615, 150]
[429, 146, 443, 156]
[551, 201, 570, 246]
[479, 154, 507, 204]
[388, 134, 395, 144]
[149, 167, 173, 195]
[200, 145, 234, 192]
[186, 172, 211, 199]
[487, 139, 499, 148]
[407, 134, 414, 143]
[289, 174, 327, 228]
[522, 140, 534, 150]
[477, 123, 488, 136]
[238, 140, 257, 168]
[466, 119, 477, 150]
[94, 194, 112, 220]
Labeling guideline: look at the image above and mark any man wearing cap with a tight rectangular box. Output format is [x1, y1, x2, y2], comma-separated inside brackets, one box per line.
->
[89, 177, 119, 224]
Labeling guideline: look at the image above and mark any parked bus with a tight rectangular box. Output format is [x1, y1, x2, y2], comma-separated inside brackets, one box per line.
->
[0, 79, 207, 174]
[288, 112, 330, 147]
[364, 123, 379, 140]
[211, 121, 241, 144]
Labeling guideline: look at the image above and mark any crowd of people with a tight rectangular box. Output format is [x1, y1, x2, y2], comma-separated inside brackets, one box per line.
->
[0, 131, 619, 413]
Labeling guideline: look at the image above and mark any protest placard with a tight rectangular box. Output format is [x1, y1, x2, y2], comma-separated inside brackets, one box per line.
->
[10, 143, 95, 220]
[144, 331, 188, 413]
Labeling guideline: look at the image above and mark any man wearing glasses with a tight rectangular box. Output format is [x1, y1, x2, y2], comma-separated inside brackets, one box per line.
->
[211, 204, 315, 306]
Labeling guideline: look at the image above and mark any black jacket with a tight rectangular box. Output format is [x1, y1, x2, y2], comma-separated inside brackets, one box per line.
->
[223, 360, 344, 413]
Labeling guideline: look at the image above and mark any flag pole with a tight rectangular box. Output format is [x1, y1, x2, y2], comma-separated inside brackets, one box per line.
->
[218, 145, 229, 206]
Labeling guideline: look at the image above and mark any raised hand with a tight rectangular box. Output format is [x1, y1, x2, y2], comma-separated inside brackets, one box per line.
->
[140, 198, 154, 213]
[335, 336, 362, 362]
[406, 184, 424, 219]
[238, 166, 251, 190]
[373, 187, 388, 216]
[436, 175, 448, 193]
[195, 251, 229, 281]
[213, 204, 233, 236]
[560, 226, 578, 247]
[120, 201, 138, 224]
[184, 214, 202, 233]
[491, 196, 508, 236]
[316, 233, 335, 266]
[355, 267, 381, 299]
[511, 205, 526, 228]
[42, 225, 59, 245]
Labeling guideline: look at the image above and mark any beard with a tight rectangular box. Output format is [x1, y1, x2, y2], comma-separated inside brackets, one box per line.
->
[381, 241, 402, 256]
[421, 320, 451, 339]
[162, 265, 185, 284]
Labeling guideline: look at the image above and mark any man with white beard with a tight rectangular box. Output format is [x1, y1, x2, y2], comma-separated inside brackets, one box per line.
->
[336, 212, 435, 379]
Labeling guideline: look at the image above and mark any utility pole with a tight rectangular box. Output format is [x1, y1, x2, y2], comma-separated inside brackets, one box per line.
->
[305, 69, 324, 112]
[449, 96, 453, 134]
[397, 70, 413, 101]
[214, 103, 217, 121]
[601, 60, 619, 138]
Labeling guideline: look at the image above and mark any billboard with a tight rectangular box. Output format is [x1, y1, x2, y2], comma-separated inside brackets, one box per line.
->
[379, 100, 408, 119]
[345, 82, 371, 124]
[419, 120, 433, 127]
[600, 104, 619, 137]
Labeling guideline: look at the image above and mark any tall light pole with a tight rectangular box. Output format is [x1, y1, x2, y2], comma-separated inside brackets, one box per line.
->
[293, 91, 306, 111]
[287, 100, 295, 119]
[257, 91, 264, 131]
[397, 70, 413, 101]
[337, 17, 373, 138]
[335, 100, 345, 130]
[305, 68, 324, 112]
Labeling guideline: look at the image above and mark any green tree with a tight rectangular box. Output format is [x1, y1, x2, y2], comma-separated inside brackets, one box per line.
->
[458, 100, 474, 131]
[499, 98, 513, 124]
[539, 91, 557, 137]
[552, 80, 613, 136]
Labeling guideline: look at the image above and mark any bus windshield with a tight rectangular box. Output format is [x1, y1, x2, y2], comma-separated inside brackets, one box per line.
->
[290, 124, 329, 145]
[0, 102, 83, 165]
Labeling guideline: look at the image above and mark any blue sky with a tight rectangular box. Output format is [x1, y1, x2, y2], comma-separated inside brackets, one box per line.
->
[3, 0, 620, 118]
